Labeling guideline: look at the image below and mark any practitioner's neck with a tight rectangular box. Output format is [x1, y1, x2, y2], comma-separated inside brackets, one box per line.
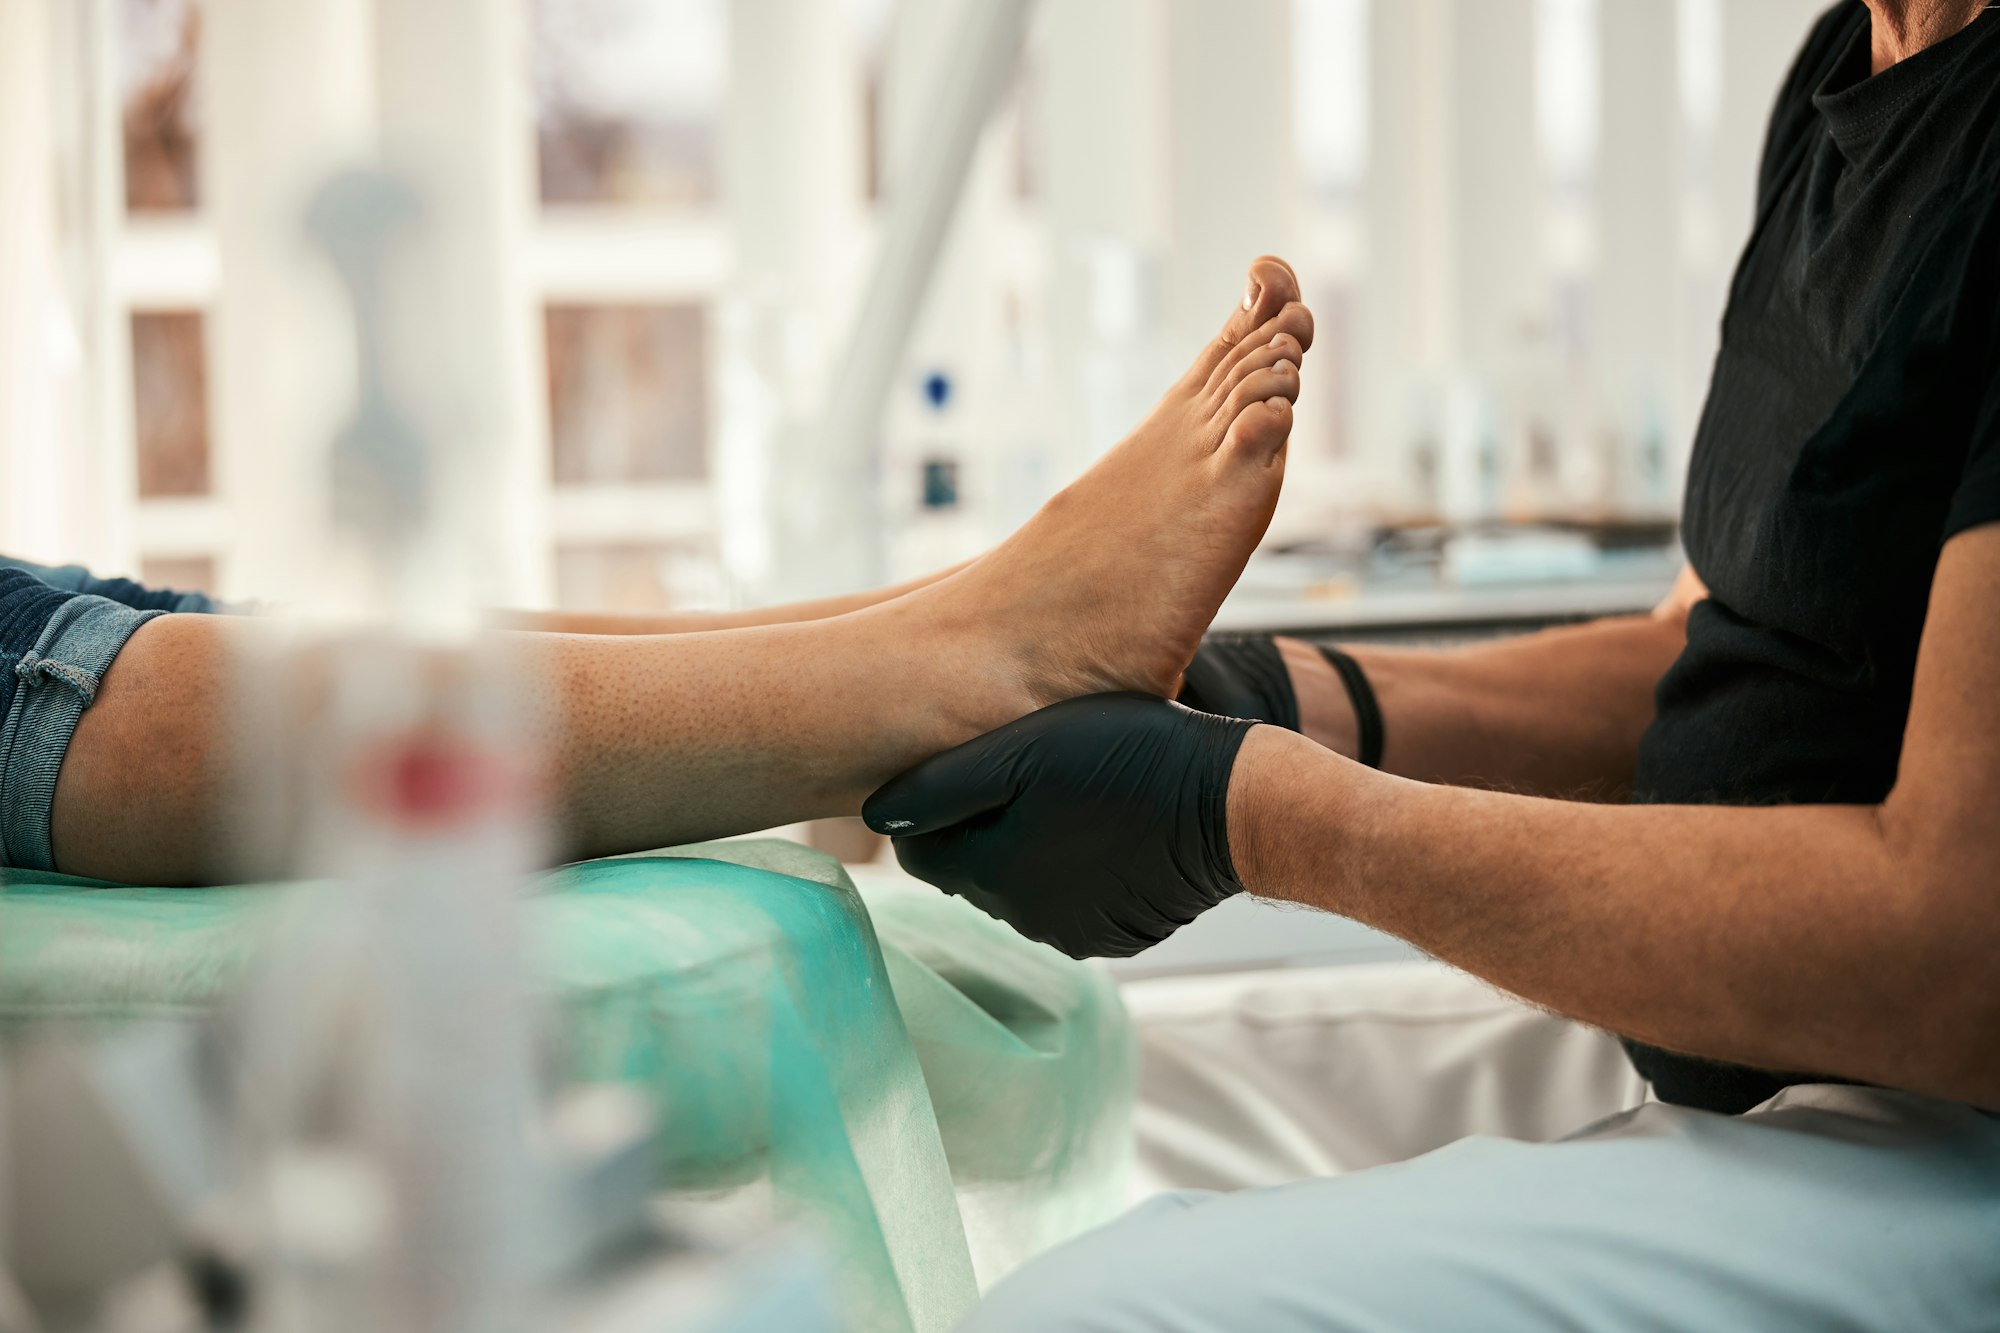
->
[1864, 0, 1989, 72]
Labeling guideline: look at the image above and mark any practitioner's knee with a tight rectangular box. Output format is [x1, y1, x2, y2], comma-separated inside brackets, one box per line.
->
[959, 1196, 1224, 1333]
[965, 1099, 2000, 1333]
[959, 1186, 1376, 1333]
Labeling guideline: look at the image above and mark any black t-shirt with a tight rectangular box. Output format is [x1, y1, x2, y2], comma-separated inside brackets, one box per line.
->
[1627, 3, 2000, 1113]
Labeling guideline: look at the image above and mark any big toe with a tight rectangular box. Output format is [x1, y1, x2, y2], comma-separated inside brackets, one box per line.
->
[1185, 259, 1310, 389]
[1222, 256, 1302, 346]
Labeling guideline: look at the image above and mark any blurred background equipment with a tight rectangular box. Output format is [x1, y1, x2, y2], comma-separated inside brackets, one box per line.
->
[0, 0, 1827, 621]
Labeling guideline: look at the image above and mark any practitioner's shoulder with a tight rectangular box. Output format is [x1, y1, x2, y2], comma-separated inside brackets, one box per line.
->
[1958, 19, 2000, 196]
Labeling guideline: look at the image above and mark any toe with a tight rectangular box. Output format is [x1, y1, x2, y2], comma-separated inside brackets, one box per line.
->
[1213, 302, 1316, 384]
[1221, 396, 1294, 465]
[1189, 258, 1305, 381]
[1213, 330, 1305, 398]
[1222, 361, 1300, 421]
[1256, 301, 1314, 357]
[1237, 256, 1302, 335]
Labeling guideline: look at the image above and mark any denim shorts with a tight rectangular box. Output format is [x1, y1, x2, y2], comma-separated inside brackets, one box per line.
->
[0, 559, 216, 872]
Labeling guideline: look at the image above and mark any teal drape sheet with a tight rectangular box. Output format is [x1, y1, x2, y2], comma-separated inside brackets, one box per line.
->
[0, 840, 1135, 1332]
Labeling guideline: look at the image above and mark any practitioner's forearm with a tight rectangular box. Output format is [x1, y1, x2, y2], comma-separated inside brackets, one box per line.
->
[1275, 560, 1700, 799]
[490, 560, 974, 636]
[1283, 610, 1685, 797]
[1225, 727, 2000, 1106]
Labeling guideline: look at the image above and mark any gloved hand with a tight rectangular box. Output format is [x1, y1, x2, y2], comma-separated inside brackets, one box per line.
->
[1177, 635, 1299, 730]
[862, 694, 1257, 959]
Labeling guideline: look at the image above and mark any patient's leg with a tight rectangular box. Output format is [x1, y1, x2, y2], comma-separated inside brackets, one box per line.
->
[51, 259, 1309, 883]
[489, 559, 975, 636]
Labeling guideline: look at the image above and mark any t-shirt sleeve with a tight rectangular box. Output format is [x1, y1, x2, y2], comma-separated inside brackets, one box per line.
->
[1943, 193, 2000, 542]
[1944, 371, 2000, 541]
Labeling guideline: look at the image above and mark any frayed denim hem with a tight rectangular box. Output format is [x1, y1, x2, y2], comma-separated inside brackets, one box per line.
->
[0, 597, 165, 871]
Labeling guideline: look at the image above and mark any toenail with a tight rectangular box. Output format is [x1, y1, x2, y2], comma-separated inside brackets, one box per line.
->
[1243, 280, 1261, 311]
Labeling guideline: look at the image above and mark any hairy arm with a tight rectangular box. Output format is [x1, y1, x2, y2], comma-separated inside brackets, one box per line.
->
[1229, 530, 2000, 1107]
[1275, 565, 1707, 798]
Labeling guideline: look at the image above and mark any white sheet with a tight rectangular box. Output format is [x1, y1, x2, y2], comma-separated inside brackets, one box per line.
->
[1119, 959, 1647, 1196]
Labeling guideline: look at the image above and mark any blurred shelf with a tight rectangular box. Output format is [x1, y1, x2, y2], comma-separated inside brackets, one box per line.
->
[1210, 574, 1675, 640]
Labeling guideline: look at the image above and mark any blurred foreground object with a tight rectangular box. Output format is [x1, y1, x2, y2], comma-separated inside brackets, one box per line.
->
[217, 166, 546, 1333]
[0, 841, 1146, 1331]
[0, 166, 839, 1333]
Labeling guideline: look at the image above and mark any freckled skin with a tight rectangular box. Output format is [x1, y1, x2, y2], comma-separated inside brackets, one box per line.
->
[50, 259, 1311, 884]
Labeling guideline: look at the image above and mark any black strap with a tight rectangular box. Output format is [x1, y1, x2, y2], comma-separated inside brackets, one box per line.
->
[1318, 646, 1384, 770]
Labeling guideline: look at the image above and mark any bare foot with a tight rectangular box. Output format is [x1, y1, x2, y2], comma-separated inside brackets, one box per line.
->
[910, 256, 1312, 723]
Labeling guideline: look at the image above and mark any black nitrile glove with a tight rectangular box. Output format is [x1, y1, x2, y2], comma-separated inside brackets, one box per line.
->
[1178, 635, 1299, 730]
[862, 693, 1257, 959]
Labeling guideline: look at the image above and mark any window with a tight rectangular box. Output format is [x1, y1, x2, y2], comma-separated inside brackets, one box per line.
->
[546, 304, 709, 485]
[533, 0, 728, 208]
[139, 554, 217, 596]
[120, 0, 200, 214]
[131, 311, 211, 498]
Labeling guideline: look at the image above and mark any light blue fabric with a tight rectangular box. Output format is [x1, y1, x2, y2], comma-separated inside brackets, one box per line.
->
[0, 593, 165, 871]
[962, 1085, 2000, 1332]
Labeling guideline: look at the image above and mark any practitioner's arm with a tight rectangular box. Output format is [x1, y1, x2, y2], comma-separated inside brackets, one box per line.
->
[1227, 533, 2000, 1105]
[1268, 566, 1704, 798]
[488, 560, 974, 636]
[1182, 573, 1700, 796]
[870, 532, 2000, 1107]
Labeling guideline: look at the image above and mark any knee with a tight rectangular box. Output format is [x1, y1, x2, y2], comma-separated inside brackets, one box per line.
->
[959, 1173, 1504, 1333]
[959, 1192, 1338, 1333]
[959, 1201, 1205, 1333]
[959, 1281, 1114, 1333]
[960, 1253, 1186, 1333]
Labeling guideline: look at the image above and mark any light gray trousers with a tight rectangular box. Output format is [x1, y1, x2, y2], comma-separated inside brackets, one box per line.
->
[965, 963, 2000, 1331]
